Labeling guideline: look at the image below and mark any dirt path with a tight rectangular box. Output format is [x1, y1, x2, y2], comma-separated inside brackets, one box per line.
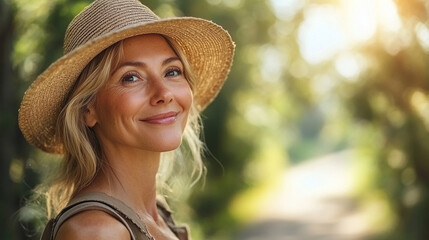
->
[235, 151, 371, 240]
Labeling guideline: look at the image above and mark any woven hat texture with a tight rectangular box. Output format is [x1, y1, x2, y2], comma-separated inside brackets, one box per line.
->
[18, 0, 234, 154]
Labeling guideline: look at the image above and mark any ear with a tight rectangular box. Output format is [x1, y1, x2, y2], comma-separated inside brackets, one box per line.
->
[84, 104, 98, 127]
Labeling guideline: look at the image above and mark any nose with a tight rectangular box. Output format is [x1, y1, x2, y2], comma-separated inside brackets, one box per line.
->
[149, 78, 174, 105]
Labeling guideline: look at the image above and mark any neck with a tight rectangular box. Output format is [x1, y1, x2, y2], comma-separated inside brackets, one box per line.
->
[83, 145, 162, 220]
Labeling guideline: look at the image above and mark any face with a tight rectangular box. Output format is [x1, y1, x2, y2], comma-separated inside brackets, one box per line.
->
[85, 34, 193, 153]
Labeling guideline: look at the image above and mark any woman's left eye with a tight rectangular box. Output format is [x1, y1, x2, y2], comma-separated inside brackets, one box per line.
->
[165, 68, 182, 77]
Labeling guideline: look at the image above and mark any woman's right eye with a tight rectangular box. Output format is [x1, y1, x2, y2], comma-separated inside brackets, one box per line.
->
[121, 73, 140, 83]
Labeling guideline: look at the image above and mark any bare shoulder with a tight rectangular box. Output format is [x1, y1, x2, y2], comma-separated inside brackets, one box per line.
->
[55, 210, 131, 240]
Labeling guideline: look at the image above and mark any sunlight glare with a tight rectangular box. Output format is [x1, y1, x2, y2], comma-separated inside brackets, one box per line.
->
[335, 53, 363, 80]
[415, 22, 429, 53]
[298, 6, 346, 64]
[297, 0, 404, 64]
[410, 90, 429, 131]
[341, 0, 402, 42]
[376, 0, 402, 32]
[269, 0, 305, 21]
[260, 45, 286, 83]
[342, 0, 376, 43]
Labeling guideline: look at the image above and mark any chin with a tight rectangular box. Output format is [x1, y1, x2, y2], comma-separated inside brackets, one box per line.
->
[151, 138, 183, 152]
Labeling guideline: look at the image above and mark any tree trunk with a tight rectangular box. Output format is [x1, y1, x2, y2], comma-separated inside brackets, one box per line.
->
[0, 0, 21, 239]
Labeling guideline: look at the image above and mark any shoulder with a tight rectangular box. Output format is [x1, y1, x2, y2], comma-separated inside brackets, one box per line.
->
[55, 210, 131, 240]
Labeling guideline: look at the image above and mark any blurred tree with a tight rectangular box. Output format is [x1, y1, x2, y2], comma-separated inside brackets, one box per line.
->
[338, 0, 429, 238]
[344, 15, 429, 240]
[264, 0, 429, 239]
[5, 0, 92, 239]
[0, 1, 21, 239]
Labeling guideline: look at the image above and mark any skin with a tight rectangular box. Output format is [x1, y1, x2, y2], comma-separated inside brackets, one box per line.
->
[56, 34, 193, 240]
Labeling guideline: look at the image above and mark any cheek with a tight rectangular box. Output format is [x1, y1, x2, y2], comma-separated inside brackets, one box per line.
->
[95, 91, 117, 119]
[179, 84, 193, 111]
[95, 88, 144, 120]
[173, 83, 193, 130]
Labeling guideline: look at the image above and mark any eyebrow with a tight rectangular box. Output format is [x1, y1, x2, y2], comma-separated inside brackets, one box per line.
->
[114, 56, 182, 73]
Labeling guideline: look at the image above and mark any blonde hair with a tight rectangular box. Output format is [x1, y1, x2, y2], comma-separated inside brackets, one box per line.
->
[40, 35, 204, 218]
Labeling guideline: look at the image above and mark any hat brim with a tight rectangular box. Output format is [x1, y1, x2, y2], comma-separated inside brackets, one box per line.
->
[18, 17, 234, 154]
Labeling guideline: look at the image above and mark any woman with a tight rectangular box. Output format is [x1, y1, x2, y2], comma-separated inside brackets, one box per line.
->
[18, 0, 234, 239]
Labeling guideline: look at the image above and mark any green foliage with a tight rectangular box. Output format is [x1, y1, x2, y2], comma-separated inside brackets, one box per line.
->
[337, 1, 429, 238]
[5, 0, 429, 240]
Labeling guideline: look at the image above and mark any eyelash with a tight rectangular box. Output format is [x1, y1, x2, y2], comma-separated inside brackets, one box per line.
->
[165, 67, 182, 77]
[120, 67, 183, 83]
[121, 72, 141, 83]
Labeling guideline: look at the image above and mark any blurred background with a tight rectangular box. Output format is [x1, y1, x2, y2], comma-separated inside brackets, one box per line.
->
[1, 0, 429, 239]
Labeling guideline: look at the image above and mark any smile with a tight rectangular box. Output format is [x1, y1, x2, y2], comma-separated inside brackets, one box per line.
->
[141, 111, 178, 124]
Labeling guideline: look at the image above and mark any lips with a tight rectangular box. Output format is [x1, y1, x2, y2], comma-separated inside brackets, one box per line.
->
[141, 111, 178, 124]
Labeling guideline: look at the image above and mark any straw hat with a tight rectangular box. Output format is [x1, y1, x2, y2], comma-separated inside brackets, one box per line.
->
[18, 0, 234, 154]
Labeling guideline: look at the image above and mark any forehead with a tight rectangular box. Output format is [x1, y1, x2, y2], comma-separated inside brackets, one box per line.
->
[121, 34, 176, 57]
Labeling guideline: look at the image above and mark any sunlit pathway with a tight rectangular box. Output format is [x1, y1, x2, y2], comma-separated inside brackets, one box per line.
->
[235, 151, 371, 240]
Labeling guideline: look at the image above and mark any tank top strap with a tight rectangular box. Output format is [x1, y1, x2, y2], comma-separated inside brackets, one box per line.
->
[156, 200, 189, 240]
[44, 192, 154, 240]
[50, 200, 140, 240]
[65, 192, 154, 239]
[41, 192, 188, 240]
